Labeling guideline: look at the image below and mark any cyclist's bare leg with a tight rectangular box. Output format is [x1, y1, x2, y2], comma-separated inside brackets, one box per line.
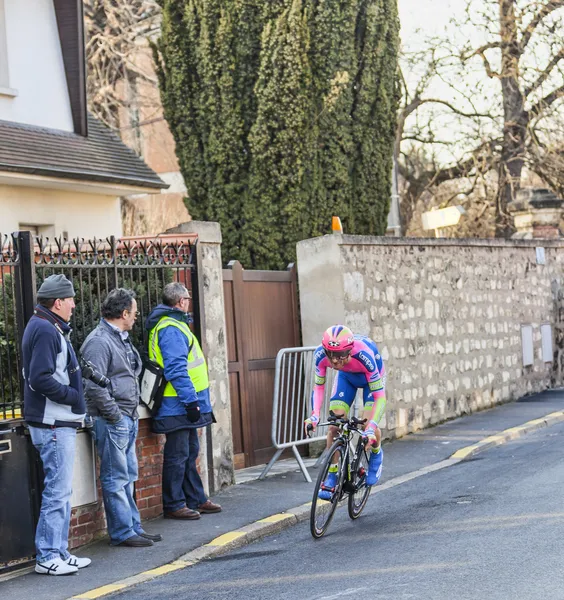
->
[327, 409, 346, 463]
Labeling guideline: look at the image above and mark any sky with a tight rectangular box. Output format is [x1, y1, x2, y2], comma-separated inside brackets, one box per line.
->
[398, 0, 458, 43]
[396, 0, 484, 163]
[396, 0, 563, 164]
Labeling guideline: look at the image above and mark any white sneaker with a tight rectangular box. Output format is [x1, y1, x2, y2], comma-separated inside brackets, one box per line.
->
[35, 557, 78, 576]
[66, 555, 92, 569]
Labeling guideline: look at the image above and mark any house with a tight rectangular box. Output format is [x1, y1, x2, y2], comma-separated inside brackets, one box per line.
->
[0, 0, 167, 239]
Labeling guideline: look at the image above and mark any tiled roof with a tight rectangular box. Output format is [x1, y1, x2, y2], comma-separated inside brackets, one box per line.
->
[0, 115, 167, 190]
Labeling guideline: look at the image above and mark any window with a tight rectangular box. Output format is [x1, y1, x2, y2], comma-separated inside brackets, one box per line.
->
[18, 224, 56, 238]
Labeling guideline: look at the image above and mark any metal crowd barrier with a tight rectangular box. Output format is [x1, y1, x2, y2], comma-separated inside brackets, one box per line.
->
[259, 346, 338, 482]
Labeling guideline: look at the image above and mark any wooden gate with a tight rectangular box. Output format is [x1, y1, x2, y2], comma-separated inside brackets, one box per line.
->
[223, 260, 300, 469]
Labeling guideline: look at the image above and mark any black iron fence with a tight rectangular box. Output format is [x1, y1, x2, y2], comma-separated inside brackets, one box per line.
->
[0, 234, 21, 420]
[0, 231, 198, 420]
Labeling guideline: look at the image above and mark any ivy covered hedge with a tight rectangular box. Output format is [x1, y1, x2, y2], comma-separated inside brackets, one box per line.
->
[155, 0, 400, 269]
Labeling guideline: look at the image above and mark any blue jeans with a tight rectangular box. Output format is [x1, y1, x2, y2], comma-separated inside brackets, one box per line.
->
[162, 428, 207, 512]
[29, 425, 77, 563]
[92, 415, 144, 544]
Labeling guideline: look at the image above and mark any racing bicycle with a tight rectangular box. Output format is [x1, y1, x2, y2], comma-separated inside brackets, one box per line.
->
[309, 412, 372, 538]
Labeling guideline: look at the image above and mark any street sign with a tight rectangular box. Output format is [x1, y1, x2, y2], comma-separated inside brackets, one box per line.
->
[422, 206, 465, 231]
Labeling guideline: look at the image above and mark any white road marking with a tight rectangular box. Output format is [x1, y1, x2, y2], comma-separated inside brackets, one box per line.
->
[307, 586, 370, 600]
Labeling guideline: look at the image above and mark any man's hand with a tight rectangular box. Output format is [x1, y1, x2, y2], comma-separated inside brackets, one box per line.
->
[185, 402, 200, 423]
[304, 414, 319, 435]
[363, 427, 378, 450]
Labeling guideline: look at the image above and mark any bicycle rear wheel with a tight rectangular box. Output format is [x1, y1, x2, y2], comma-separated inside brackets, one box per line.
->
[310, 439, 346, 539]
[347, 439, 371, 520]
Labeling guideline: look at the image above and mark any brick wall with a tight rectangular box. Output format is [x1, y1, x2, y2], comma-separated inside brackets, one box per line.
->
[69, 487, 105, 549]
[136, 419, 165, 520]
[69, 418, 164, 549]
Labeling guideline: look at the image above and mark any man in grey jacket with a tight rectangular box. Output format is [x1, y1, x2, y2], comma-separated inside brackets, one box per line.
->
[81, 288, 161, 547]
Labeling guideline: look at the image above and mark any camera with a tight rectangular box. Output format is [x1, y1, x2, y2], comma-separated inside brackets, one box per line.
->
[80, 358, 110, 388]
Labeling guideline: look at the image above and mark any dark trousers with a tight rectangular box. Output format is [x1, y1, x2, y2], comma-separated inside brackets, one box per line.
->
[162, 428, 207, 512]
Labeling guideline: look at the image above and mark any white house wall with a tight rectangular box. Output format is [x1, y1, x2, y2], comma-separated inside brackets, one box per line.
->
[0, 185, 122, 238]
[0, 0, 74, 132]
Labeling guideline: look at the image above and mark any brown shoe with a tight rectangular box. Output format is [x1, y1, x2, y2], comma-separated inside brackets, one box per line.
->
[164, 507, 201, 520]
[197, 500, 222, 514]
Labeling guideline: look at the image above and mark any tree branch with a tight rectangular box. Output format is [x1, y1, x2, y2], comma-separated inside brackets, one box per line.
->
[439, 176, 478, 209]
[461, 42, 501, 62]
[412, 97, 494, 119]
[397, 95, 493, 143]
[472, 48, 502, 79]
[399, 139, 498, 194]
[459, 40, 506, 78]
[402, 135, 452, 145]
[84, 0, 161, 128]
[520, 0, 564, 50]
[524, 47, 564, 97]
[529, 83, 564, 116]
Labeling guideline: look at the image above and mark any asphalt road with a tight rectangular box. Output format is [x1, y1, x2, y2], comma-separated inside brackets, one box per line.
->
[113, 419, 564, 600]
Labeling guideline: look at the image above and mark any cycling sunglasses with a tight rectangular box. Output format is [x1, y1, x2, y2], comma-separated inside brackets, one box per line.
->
[325, 349, 351, 361]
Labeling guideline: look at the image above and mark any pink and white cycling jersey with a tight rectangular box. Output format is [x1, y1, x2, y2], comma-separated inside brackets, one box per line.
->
[311, 335, 386, 419]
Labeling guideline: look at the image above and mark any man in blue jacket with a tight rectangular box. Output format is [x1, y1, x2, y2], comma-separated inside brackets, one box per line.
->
[146, 282, 221, 519]
[23, 274, 91, 575]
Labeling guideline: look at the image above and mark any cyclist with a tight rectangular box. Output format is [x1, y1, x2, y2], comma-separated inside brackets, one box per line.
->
[305, 325, 386, 499]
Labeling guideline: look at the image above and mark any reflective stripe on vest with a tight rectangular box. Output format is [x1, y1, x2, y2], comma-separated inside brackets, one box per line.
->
[148, 317, 209, 395]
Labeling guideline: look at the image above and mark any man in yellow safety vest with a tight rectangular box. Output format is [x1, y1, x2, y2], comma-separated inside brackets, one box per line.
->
[146, 282, 221, 519]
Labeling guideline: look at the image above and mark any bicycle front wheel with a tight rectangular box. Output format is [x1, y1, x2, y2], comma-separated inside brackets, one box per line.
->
[310, 439, 346, 539]
[347, 439, 371, 520]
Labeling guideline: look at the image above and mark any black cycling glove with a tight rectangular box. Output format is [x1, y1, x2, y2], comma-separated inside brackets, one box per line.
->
[185, 402, 200, 423]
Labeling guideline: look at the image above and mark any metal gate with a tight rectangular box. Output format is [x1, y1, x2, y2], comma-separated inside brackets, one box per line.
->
[0, 233, 43, 572]
[223, 260, 300, 469]
[0, 422, 42, 571]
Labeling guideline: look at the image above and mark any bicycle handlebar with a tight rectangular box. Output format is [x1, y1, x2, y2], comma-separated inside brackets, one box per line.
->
[317, 411, 368, 431]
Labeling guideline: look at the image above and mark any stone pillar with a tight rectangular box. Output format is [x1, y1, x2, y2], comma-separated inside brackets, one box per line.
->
[296, 234, 346, 345]
[509, 188, 564, 239]
[166, 221, 235, 492]
[296, 234, 375, 344]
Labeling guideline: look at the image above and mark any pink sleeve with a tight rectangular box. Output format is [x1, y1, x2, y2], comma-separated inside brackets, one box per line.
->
[311, 352, 328, 417]
[365, 365, 386, 426]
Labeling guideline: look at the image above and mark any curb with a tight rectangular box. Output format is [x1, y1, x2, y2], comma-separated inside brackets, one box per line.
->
[449, 410, 564, 460]
[70, 508, 312, 600]
[69, 409, 564, 600]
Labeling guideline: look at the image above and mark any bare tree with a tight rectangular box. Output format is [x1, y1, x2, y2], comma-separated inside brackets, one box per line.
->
[84, 0, 161, 129]
[398, 0, 564, 236]
[83, 1, 192, 238]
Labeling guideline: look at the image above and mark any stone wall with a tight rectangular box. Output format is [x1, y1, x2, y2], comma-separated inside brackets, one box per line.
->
[297, 234, 564, 439]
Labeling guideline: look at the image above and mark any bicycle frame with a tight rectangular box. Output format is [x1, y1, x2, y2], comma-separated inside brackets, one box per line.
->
[317, 415, 369, 497]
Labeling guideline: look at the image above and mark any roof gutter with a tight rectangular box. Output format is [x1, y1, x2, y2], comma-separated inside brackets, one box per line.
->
[0, 170, 168, 196]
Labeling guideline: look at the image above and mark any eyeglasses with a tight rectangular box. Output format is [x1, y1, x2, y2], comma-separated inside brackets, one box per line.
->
[325, 349, 351, 361]
[126, 310, 140, 317]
